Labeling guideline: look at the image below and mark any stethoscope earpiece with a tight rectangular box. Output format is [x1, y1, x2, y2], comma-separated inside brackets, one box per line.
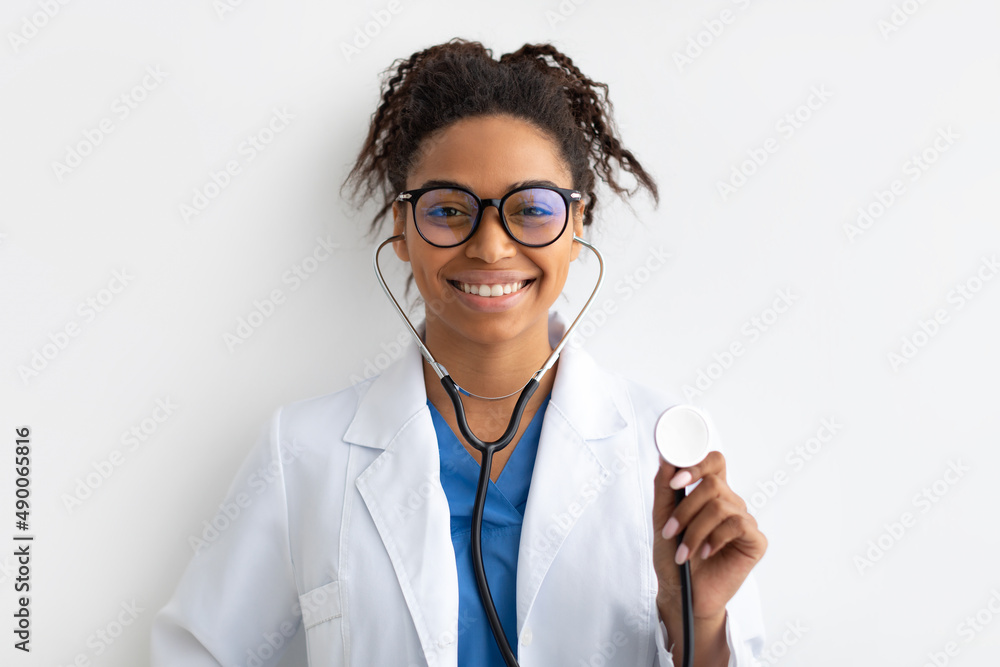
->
[654, 405, 711, 469]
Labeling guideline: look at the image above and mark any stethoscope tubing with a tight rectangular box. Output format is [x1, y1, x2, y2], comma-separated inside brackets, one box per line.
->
[373, 232, 616, 667]
[440, 374, 538, 665]
[675, 487, 694, 667]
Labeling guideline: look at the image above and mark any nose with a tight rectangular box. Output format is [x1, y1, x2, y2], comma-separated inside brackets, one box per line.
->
[465, 203, 516, 263]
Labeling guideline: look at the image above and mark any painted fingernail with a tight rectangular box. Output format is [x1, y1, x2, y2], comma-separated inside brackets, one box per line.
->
[675, 543, 689, 565]
[669, 470, 692, 490]
[700, 543, 711, 559]
[661, 517, 679, 539]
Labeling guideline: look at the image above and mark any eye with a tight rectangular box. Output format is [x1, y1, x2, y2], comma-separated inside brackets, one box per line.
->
[505, 188, 562, 221]
[425, 206, 458, 217]
[516, 205, 554, 217]
[426, 205, 467, 217]
[418, 189, 477, 221]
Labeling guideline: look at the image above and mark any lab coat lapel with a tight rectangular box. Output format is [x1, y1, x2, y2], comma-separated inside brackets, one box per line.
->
[346, 327, 460, 666]
[516, 312, 629, 631]
[343, 312, 629, 659]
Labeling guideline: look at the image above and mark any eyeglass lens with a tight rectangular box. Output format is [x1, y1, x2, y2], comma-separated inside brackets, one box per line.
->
[414, 188, 567, 246]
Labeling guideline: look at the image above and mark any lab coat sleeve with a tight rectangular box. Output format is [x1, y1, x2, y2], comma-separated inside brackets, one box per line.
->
[150, 407, 301, 666]
[652, 571, 766, 666]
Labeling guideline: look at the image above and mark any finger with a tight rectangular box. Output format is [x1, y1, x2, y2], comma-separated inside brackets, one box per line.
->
[661, 474, 725, 540]
[653, 455, 679, 530]
[667, 450, 727, 490]
[698, 511, 757, 559]
[673, 497, 740, 564]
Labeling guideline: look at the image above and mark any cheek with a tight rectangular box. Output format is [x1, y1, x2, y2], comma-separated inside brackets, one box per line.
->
[407, 247, 450, 293]
[409, 257, 435, 292]
[538, 251, 573, 289]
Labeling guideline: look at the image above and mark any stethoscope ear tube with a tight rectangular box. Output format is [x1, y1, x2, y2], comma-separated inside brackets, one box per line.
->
[440, 375, 539, 454]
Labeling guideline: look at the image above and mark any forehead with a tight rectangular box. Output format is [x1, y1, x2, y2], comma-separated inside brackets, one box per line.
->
[408, 115, 571, 192]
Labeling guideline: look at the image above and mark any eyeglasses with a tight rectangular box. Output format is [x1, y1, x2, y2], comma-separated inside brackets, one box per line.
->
[395, 185, 582, 248]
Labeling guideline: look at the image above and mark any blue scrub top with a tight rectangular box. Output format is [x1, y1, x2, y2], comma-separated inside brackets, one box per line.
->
[427, 393, 550, 667]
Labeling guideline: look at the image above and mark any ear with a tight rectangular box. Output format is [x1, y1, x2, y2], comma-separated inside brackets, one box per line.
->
[391, 201, 410, 262]
[569, 201, 585, 261]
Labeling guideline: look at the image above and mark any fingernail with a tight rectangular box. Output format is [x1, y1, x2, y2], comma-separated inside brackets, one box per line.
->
[674, 543, 689, 565]
[661, 517, 679, 539]
[669, 470, 692, 490]
[700, 543, 711, 559]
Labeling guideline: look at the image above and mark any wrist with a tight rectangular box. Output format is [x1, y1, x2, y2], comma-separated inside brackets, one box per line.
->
[657, 588, 727, 624]
[657, 599, 729, 667]
[693, 612, 730, 667]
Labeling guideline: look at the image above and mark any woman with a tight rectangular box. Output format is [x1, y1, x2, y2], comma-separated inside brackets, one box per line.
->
[152, 39, 767, 667]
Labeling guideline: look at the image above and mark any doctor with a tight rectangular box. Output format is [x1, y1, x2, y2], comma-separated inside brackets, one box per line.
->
[151, 39, 767, 666]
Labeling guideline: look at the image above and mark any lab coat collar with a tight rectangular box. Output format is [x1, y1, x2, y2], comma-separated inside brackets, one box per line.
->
[345, 310, 628, 665]
[343, 310, 627, 449]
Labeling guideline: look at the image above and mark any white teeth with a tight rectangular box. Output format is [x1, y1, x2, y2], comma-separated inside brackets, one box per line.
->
[457, 280, 529, 297]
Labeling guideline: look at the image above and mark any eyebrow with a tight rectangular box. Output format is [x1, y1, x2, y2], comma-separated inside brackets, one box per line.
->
[416, 178, 566, 192]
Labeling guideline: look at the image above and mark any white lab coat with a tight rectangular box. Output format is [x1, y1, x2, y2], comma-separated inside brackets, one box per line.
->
[151, 311, 765, 666]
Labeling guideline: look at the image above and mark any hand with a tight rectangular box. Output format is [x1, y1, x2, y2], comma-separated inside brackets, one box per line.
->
[652, 451, 767, 621]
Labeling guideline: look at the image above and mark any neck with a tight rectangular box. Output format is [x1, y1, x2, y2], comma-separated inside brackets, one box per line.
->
[424, 314, 555, 395]
[420, 311, 558, 445]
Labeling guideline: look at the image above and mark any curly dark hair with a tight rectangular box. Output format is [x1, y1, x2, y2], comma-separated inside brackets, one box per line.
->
[341, 38, 659, 240]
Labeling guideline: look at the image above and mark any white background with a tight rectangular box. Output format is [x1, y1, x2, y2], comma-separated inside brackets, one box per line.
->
[2, 0, 999, 665]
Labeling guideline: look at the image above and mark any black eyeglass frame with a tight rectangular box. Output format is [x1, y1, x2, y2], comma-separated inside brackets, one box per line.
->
[395, 185, 583, 249]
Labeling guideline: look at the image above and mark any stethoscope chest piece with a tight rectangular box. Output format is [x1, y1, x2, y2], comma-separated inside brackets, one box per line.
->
[654, 404, 709, 667]
[654, 405, 711, 469]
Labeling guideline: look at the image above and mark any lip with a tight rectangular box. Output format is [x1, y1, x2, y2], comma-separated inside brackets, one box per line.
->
[447, 278, 535, 312]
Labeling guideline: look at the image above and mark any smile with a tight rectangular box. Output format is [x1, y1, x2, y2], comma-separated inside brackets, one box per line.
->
[449, 279, 534, 297]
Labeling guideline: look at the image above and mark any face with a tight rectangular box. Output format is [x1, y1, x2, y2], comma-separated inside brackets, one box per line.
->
[391, 114, 585, 349]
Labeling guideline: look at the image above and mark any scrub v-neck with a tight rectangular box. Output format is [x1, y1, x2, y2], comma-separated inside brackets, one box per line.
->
[427, 393, 550, 665]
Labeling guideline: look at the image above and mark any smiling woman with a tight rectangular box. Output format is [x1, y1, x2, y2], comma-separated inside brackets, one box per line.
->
[393, 116, 583, 353]
[151, 38, 767, 667]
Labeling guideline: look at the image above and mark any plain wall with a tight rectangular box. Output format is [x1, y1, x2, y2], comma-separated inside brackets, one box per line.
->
[2, 0, 999, 665]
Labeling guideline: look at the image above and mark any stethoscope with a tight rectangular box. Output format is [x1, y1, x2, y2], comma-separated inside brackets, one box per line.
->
[373, 232, 707, 667]
[653, 404, 713, 667]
